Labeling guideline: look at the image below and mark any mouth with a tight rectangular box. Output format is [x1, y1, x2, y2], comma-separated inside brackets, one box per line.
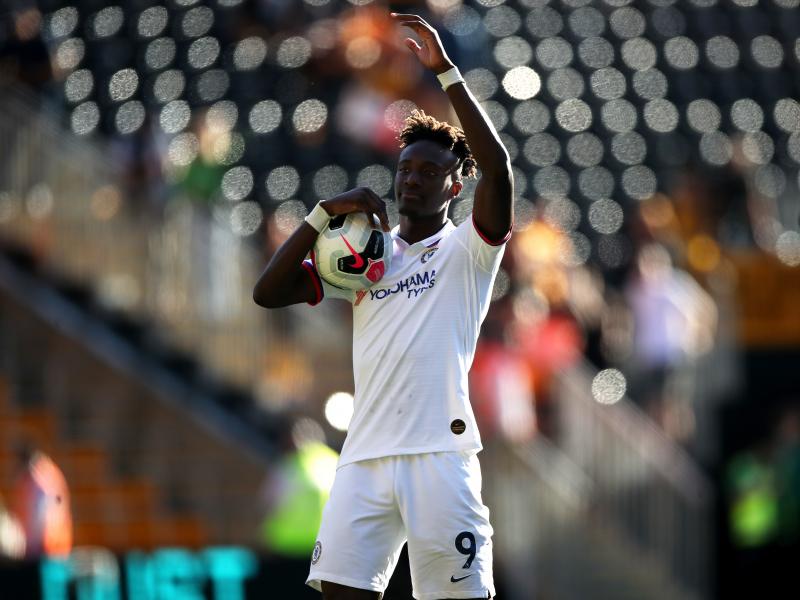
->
[400, 193, 421, 201]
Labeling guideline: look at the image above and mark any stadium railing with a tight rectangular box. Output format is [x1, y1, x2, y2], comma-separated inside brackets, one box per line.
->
[482, 360, 712, 600]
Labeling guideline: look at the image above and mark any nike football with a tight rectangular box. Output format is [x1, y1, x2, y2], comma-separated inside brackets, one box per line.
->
[312, 212, 392, 290]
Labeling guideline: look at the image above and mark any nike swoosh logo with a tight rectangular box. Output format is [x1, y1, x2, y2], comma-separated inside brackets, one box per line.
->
[340, 234, 365, 269]
[450, 574, 473, 583]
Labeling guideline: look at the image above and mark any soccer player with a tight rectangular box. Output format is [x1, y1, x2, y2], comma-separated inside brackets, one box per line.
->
[254, 12, 513, 600]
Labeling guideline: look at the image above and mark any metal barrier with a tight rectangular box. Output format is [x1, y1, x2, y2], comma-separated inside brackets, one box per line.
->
[0, 85, 349, 397]
[481, 362, 712, 600]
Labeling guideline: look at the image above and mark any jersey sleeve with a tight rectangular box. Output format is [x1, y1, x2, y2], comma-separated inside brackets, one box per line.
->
[451, 216, 511, 274]
[302, 260, 355, 304]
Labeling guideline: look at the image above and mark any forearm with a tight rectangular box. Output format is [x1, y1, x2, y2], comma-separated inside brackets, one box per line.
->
[253, 222, 318, 308]
[443, 71, 510, 175]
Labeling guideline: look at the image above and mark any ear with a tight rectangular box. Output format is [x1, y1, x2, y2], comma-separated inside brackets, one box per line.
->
[450, 180, 463, 199]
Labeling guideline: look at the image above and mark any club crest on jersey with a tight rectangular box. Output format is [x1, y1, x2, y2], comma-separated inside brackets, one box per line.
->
[421, 246, 439, 264]
[311, 541, 322, 564]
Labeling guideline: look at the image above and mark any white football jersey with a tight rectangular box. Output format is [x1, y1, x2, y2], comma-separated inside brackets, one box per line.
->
[306, 217, 508, 468]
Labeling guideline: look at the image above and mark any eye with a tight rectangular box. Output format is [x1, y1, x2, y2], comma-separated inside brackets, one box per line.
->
[425, 170, 437, 177]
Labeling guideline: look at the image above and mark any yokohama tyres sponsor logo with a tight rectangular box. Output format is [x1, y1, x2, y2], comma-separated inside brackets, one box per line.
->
[368, 270, 436, 301]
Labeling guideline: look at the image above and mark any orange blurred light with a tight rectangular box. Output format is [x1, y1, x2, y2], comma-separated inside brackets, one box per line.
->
[687, 234, 721, 272]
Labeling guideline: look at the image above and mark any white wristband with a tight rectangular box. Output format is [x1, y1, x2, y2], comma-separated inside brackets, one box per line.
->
[304, 202, 331, 233]
[437, 67, 464, 91]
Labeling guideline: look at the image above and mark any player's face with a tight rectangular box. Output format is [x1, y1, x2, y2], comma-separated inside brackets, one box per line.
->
[395, 140, 463, 219]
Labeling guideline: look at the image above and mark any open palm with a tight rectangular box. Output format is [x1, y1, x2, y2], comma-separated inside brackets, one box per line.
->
[390, 13, 453, 74]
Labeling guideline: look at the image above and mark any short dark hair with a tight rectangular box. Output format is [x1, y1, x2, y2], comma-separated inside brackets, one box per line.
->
[398, 110, 477, 179]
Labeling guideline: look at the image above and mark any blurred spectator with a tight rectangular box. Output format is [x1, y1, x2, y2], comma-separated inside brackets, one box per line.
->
[0, 494, 26, 559]
[11, 442, 72, 559]
[260, 418, 338, 559]
[625, 243, 717, 440]
[0, 2, 52, 92]
[470, 312, 536, 444]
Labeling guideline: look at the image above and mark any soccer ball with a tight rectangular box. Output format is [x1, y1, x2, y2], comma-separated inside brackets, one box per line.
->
[312, 213, 392, 290]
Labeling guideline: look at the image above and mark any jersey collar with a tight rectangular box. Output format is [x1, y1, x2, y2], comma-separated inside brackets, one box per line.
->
[392, 220, 456, 250]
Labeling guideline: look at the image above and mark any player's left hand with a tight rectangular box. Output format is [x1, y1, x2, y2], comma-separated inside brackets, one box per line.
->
[390, 12, 454, 74]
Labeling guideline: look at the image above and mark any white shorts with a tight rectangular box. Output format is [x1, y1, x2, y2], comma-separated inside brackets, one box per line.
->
[306, 451, 494, 600]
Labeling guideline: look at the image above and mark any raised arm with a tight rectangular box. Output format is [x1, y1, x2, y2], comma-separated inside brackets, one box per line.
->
[253, 188, 390, 308]
[391, 12, 514, 242]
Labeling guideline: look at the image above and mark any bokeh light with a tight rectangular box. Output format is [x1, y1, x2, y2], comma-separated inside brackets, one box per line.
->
[512, 100, 550, 134]
[484, 6, 522, 37]
[556, 98, 593, 132]
[523, 133, 561, 167]
[194, 69, 229, 102]
[536, 37, 573, 69]
[742, 132, 775, 165]
[632, 69, 668, 100]
[699, 131, 733, 166]
[234, 37, 268, 71]
[273, 200, 308, 235]
[71, 101, 100, 136]
[609, 7, 645, 39]
[160, 100, 191, 133]
[567, 132, 604, 167]
[182, 6, 214, 39]
[591, 67, 626, 101]
[533, 166, 570, 200]
[568, 6, 605, 38]
[651, 6, 685, 37]
[611, 131, 647, 165]
[55, 38, 85, 71]
[249, 100, 282, 133]
[145, 37, 176, 71]
[775, 231, 800, 267]
[356, 165, 393, 197]
[547, 68, 583, 101]
[443, 4, 481, 37]
[167, 132, 199, 167]
[153, 70, 185, 103]
[64, 69, 93, 103]
[526, 6, 563, 39]
[49, 7, 79, 39]
[108, 69, 139, 102]
[601, 99, 637, 133]
[751, 35, 783, 69]
[579, 37, 614, 69]
[731, 99, 764, 132]
[482, 101, 509, 131]
[313, 165, 349, 199]
[207, 100, 238, 132]
[221, 166, 254, 201]
[592, 369, 627, 404]
[495, 36, 534, 69]
[292, 99, 328, 134]
[622, 165, 657, 200]
[503, 66, 541, 100]
[621, 38, 657, 71]
[559, 231, 592, 267]
[384, 99, 418, 133]
[754, 164, 786, 198]
[277, 36, 312, 69]
[464, 69, 499, 101]
[187, 37, 221, 70]
[664, 36, 699, 70]
[643, 99, 679, 133]
[579, 166, 615, 200]
[705, 35, 739, 69]
[345, 37, 382, 70]
[324, 392, 354, 431]
[266, 166, 300, 201]
[230, 201, 263, 237]
[137, 6, 168, 39]
[92, 6, 124, 39]
[774, 99, 800, 133]
[588, 198, 624, 234]
[686, 99, 721, 134]
[543, 198, 581, 232]
[115, 101, 146, 135]
[598, 235, 630, 269]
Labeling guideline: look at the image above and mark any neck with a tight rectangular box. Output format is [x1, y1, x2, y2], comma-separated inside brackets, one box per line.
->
[398, 212, 449, 245]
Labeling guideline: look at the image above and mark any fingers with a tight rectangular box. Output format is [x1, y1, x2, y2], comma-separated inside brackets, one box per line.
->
[361, 188, 391, 232]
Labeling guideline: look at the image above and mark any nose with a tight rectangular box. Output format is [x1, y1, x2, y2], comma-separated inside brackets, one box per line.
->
[403, 169, 422, 188]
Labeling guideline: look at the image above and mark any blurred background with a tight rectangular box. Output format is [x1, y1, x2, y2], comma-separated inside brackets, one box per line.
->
[0, 0, 798, 598]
